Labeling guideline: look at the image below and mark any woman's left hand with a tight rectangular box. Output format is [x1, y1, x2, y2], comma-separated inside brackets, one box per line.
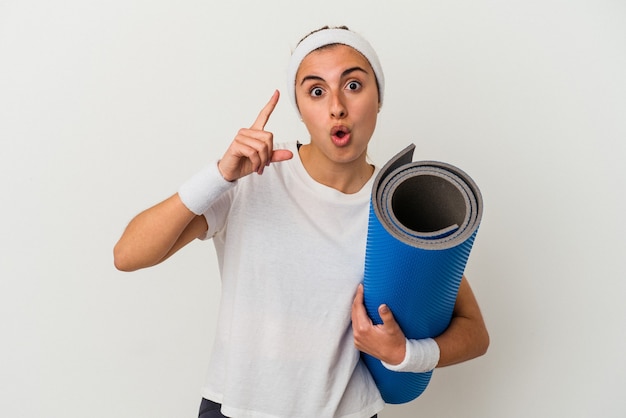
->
[351, 284, 407, 365]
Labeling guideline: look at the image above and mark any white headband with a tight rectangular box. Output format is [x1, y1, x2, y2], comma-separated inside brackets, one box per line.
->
[286, 28, 385, 114]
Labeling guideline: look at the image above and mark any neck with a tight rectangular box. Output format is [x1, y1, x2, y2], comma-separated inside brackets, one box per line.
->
[298, 143, 375, 194]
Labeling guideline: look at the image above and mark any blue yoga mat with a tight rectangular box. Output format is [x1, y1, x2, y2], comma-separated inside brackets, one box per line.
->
[362, 144, 483, 404]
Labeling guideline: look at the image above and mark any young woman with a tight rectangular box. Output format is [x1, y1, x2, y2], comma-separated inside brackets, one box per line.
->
[114, 26, 489, 418]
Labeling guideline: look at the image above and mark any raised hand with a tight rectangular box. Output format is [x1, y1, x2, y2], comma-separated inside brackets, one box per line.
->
[218, 90, 293, 182]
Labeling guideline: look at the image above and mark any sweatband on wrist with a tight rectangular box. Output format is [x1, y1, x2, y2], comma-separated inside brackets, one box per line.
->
[382, 338, 440, 373]
[286, 28, 385, 115]
[178, 161, 235, 215]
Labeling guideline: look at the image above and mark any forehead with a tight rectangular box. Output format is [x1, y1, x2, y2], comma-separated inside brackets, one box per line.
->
[296, 44, 373, 80]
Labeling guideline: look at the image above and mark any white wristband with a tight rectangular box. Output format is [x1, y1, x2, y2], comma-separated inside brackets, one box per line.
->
[381, 338, 440, 373]
[178, 161, 235, 215]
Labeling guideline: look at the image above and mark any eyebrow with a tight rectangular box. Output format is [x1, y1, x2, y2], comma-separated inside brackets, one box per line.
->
[300, 66, 369, 86]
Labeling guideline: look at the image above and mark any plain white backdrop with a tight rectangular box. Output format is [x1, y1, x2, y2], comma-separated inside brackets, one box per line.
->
[1, 0, 625, 417]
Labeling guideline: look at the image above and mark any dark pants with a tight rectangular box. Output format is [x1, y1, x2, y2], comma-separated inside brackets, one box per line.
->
[198, 398, 228, 418]
[198, 398, 378, 418]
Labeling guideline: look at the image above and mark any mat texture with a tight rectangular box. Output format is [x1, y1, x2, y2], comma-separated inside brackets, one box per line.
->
[362, 144, 483, 404]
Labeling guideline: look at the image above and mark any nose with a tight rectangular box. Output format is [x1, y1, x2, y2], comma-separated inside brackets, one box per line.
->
[329, 91, 347, 119]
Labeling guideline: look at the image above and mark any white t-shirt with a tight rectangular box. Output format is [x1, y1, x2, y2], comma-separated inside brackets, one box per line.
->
[200, 141, 385, 418]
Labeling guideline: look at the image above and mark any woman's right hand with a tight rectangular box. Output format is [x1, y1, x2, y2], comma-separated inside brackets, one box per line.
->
[218, 90, 293, 182]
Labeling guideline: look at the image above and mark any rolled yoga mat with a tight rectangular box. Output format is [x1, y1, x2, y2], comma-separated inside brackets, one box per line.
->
[362, 144, 483, 404]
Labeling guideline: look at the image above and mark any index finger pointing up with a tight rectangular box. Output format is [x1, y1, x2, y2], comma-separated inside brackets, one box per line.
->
[250, 90, 280, 130]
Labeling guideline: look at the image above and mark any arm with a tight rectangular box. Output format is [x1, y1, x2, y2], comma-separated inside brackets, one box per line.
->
[113, 194, 207, 272]
[113, 91, 292, 272]
[351, 275, 489, 369]
[434, 275, 490, 367]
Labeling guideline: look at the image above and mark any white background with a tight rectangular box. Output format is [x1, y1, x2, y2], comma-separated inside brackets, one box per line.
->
[1, 1, 625, 417]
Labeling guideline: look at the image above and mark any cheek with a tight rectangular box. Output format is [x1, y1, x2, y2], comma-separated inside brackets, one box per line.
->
[357, 101, 380, 130]
[299, 102, 326, 128]
[300, 110, 325, 136]
[354, 90, 380, 120]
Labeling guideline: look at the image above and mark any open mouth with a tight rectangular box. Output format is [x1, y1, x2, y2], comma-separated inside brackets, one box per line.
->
[331, 126, 350, 137]
[331, 126, 351, 146]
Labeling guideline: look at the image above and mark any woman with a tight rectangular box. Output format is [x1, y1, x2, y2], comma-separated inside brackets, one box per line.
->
[114, 26, 489, 418]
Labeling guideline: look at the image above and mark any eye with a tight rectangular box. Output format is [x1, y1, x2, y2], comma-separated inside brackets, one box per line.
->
[346, 81, 362, 91]
[309, 87, 324, 97]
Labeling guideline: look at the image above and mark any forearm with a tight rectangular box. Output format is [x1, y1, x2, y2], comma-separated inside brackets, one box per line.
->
[434, 314, 489, 367]
[434, 276, 489, 367]
[113, 193, 202, 272]
[352, 277, 489, 372]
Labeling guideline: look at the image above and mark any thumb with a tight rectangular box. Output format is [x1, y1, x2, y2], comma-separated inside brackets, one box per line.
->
[270, 149, 294, 163]
[378, 304, 398, 327]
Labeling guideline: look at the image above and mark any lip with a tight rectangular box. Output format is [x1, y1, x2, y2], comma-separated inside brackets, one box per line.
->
[330, 125, 351, 147]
